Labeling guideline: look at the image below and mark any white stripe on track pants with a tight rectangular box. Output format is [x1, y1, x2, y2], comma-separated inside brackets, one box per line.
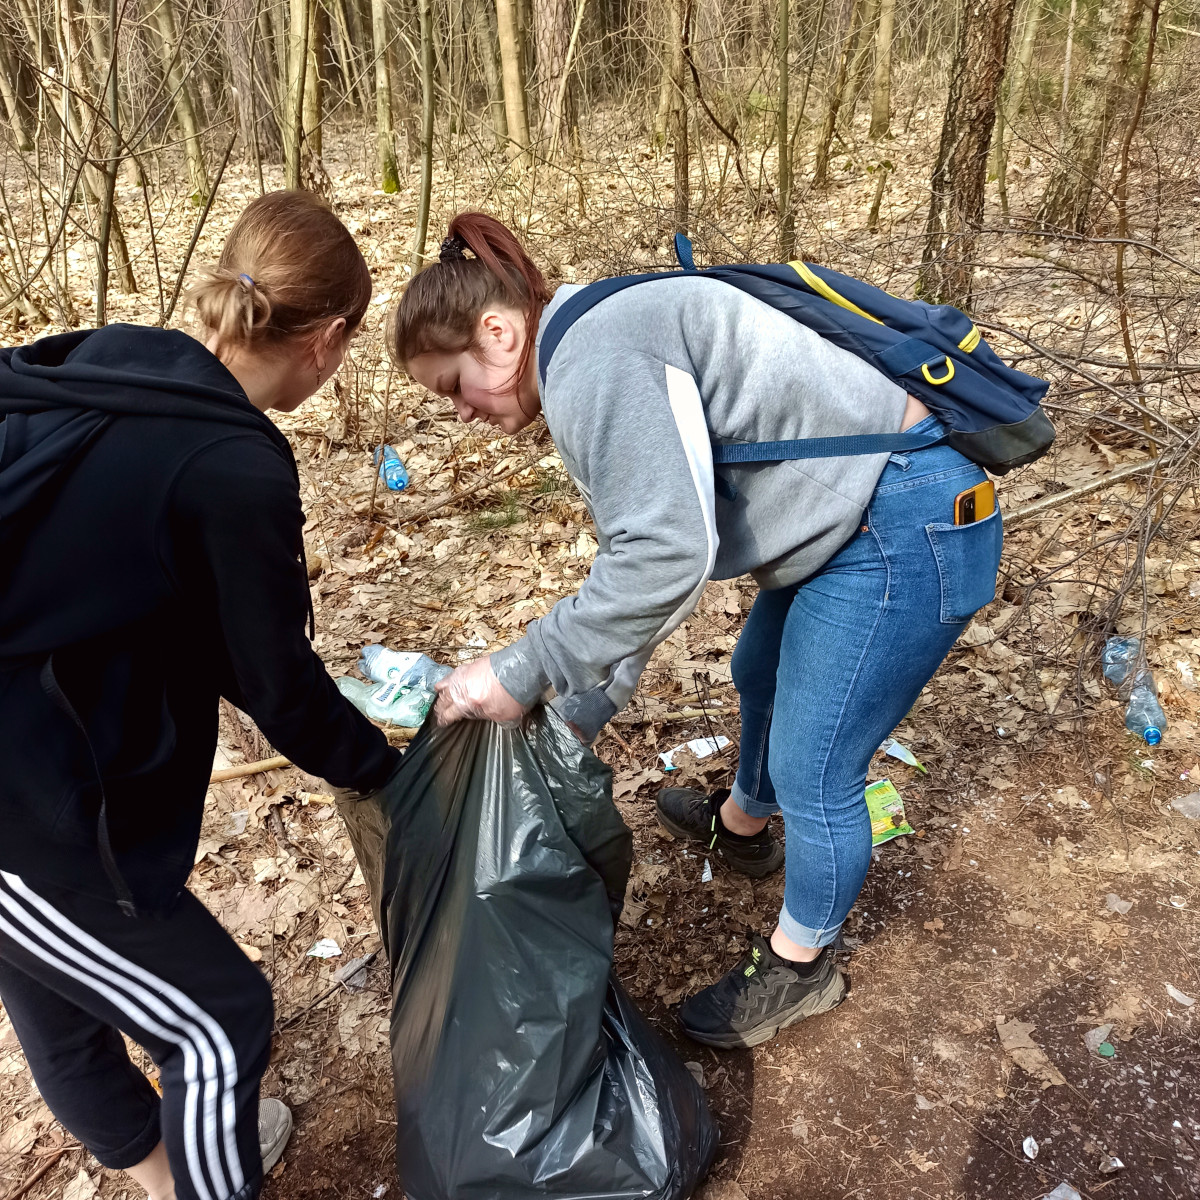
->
[0, 872, 272, 1200]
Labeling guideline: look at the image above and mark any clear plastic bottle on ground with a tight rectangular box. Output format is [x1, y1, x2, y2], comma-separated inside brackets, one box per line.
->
[1101, 635, 1166, 745]
[374, 445, 409, 492]
[1124, 670, 1165, 746]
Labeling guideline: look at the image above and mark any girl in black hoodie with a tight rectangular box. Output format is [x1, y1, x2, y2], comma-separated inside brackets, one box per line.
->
[0, 191, 397, 1200]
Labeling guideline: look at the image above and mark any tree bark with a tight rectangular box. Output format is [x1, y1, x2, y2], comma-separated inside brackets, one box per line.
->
[59, 0, 137, 292]
[147, 0, 210, 201]
[778, 0, 794, 259]
[0, 37, 33, 150]
[668, 0, 688, 233]
[1060, 0, 1076, 112]
[410, 0, 433, 272]
[303, 0, 325, 166]
[813, 0, 866, 188]
[532, 0, 573, 142]
[370, 0, 399, 191]
[284, 0, 311, 187]
[495, 0, 531, 164]
[223, 0, 282, 165]
[868, 0, 895, 139]
[1035, 0, 1146, 233]
[990, 0, 1040, 218]
[473, 0, 507, 148]
[917, 0, 1018, 306]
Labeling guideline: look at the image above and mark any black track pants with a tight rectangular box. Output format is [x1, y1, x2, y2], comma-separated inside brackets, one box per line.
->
[0, 872, 272, 1200]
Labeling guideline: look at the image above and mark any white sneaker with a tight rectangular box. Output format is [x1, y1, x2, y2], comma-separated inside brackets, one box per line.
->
[258, 1097, 293, 1175]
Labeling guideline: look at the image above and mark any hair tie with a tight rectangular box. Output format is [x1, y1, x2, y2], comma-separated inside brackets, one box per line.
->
[238, 273, 255, 288]
[439, 235, 467, 264]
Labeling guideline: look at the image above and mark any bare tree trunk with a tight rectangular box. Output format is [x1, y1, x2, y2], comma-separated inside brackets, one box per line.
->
[473, 0, 507, 149]
[303, 0, 325, 167]
[0, 38, 33, 150]
[841, 0, 877, 123]
[1036, 0, 1146, 233]
[669, 0, 688, 233]
[147, 0, 210, 201]
[532, 0, 572, 141]
[814, 0, 866, 188]
[59, 0, 137, 292]
[918, 0, 1018, 306]
[284, 0, 311, 187]
[369, 0, 399, 191]
[95, 0, 120, 322]
[223, 0, 282, 166]
[778, 0, 794, 259]
[990, 0, 1040, 218]
[410, 0, 433, 272]
[653, 1, 675, 147]
[495, 0, 531, 164]
[869, 0, 895, 139]
[1060, 0, 1076, 112]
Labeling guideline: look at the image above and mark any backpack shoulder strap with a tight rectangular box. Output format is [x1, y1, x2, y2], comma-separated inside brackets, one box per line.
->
[538, 272, 679, 386]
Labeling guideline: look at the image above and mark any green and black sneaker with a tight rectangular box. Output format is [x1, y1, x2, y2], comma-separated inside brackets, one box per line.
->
[678, 935, 848, 1050]
[655, 787, 784, 878]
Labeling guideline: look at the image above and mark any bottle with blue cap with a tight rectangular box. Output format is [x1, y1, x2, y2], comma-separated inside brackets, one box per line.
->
[374, 445, 409, 492]
[1102, 636, 1166, 745]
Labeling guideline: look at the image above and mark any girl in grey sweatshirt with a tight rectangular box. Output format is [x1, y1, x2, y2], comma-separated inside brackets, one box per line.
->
[393, 212, 1002, 1051]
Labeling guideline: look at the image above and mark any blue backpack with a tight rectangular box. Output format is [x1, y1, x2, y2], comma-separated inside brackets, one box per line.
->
[538, 234, 1053, 476]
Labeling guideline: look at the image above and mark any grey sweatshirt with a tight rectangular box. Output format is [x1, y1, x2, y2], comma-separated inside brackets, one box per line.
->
[491, 276, 908, 737]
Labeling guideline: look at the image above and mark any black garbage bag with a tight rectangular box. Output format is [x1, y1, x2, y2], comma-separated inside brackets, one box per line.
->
[338, 707, 718, 1200]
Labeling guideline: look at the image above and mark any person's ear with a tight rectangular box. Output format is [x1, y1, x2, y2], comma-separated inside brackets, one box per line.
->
[478, 309, 520, 355]
[312, 318, 348, 371]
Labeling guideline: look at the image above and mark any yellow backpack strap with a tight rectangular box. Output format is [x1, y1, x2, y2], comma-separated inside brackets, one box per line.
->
[789, 261, 883, 325]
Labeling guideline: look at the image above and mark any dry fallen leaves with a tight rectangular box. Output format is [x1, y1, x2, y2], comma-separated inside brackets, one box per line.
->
[995, 1018, 1067, 1089]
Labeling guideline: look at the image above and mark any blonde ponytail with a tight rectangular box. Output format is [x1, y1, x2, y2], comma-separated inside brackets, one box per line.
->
[187, 190, 371, 357]
[190, 268, 273, 352]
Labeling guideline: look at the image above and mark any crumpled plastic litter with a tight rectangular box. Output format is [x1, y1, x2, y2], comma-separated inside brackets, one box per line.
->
[336, 648, 451, 728]
[659, 735, 730, 771]
[1041, 1186, 1081, 1200]
[337, 707, 718, 1200]
[880, 737, 927, 773]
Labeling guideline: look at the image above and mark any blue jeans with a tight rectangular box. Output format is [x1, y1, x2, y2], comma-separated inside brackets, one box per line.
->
[729, 419, 1003, 948]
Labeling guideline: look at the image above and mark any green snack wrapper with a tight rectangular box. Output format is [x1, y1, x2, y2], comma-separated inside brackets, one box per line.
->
[865, 778, 915, 846]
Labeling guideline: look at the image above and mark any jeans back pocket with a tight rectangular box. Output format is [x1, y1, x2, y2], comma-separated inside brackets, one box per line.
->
[924, 509, 1003, 624]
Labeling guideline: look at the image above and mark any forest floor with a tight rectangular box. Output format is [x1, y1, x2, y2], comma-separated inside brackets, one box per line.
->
[1, 107, 1199, 1200]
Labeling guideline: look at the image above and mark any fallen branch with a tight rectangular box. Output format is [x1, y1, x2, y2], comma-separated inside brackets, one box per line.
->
[278, 950, 381, 1029]
[1004, 456, 1162, 528]
[613, 706, 727, 725]
[1, 1147, 73, 1200]
[394, 451, 547, 525]
[210, 755, 292, 783]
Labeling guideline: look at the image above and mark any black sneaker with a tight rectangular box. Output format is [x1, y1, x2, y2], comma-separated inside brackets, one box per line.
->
[655, 787, 784, 878]
[678, 935, 848, 1049]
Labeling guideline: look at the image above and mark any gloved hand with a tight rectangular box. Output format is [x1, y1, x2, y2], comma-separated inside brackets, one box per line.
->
[433, 654, 527, 727]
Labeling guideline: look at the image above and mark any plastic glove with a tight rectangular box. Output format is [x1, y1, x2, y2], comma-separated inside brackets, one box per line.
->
[433, 654, 527, 727]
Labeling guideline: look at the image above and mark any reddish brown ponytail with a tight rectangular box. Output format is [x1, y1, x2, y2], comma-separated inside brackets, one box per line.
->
[391, 212, 551, 390]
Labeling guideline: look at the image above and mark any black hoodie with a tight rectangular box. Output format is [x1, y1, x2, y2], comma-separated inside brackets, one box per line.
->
[0, 324, 398, 913]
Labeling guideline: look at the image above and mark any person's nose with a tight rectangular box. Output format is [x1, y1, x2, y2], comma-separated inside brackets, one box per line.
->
[452, 397, 477, 423]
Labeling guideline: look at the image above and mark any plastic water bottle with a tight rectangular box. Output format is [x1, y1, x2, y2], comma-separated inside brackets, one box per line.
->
[1101, 635, 1166, 745]
[1124, 671, 1166, 745]
[374, 445, 409, 492]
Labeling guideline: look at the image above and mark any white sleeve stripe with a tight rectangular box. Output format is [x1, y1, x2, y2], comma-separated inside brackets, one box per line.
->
[602, 365, 717, 713]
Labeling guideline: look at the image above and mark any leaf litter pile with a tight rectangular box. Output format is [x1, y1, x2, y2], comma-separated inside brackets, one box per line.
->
[2, 115, 1200, 1200]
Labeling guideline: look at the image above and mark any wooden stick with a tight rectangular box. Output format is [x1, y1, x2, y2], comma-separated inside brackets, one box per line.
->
[395, 451, 546, 525]
[613, 707, 727, 725]
[1, 1148, 71, 1200]
[209, 755, 291, 783]
[1004, 456, 1162, 528]
[278, 950, 381, 1029]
